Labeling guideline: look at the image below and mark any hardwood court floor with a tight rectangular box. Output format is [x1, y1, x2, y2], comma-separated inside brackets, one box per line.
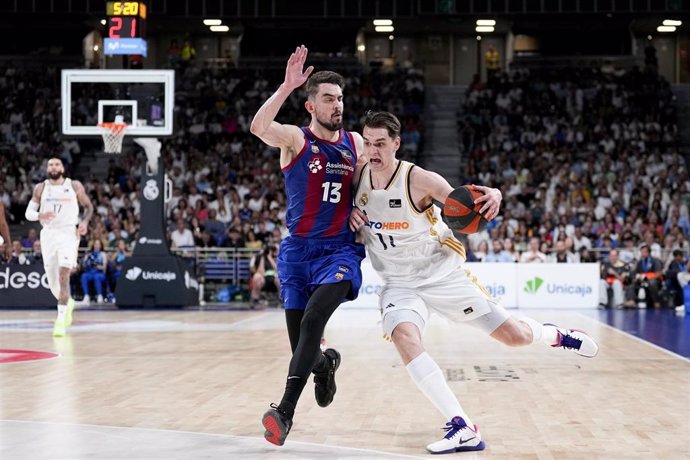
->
[1, 308, 689, 459]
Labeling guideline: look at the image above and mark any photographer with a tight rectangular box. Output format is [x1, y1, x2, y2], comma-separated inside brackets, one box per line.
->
[249, 244, 280, 307]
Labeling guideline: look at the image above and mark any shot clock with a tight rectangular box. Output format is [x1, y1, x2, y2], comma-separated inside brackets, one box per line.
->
[104, 1, 148, 57]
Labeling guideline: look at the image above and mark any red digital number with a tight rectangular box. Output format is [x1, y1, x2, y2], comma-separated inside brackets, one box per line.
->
[131, 18, 137, 38]
[109, 17, 122, 38]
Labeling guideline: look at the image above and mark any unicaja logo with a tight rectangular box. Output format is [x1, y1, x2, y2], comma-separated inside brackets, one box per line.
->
[126, 267, 142, 280]
[524, 276, 544, 294]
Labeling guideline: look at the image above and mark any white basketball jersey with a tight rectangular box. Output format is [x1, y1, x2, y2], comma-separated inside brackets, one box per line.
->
[40, 178, 79, 228]
[355, 161, 467, 285]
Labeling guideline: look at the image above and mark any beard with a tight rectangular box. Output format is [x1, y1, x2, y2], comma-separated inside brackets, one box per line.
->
[48, 171, 64, 181]
[315, 113, 343, 132]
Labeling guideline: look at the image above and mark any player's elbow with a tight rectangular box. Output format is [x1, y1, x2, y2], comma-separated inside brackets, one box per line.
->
[25, 203, 39, 221]
[249, 119, 264, 137]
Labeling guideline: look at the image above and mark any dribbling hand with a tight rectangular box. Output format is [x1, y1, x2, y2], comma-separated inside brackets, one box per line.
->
[284, 45, 314, 91]
[470, 184, 502, 221]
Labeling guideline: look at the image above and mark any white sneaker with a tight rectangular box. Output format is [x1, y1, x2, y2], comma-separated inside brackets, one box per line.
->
[426, 416, 485, 454]
[78, 295, 91, 306]
[546, 323, 599, 358]
[96, 295, 104, 304]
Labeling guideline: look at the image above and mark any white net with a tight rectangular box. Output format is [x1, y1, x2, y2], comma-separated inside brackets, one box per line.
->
[98, 122, 127, 154]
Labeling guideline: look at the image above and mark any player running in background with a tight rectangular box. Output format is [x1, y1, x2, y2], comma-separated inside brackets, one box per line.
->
[250, 45, 366, 446]
[0, 201, 11, 261]
[25, 158, 93, 337]
[350, 111, 598, 454]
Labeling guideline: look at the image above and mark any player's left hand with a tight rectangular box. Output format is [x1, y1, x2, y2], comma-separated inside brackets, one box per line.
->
[2, 244, 10, 261]
[470, 184, 502, 220]
[77, 221, 88, 236]
[349, 207, 369, 232]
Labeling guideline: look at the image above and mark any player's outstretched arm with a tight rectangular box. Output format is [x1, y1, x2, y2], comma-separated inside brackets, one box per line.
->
[72, 180, 94, 236]
[410, 167, 502, 220]
[250, 45, 312, 157]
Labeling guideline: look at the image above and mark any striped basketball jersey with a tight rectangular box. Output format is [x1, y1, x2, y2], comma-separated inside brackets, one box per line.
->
[282, 127, 358, 239]
[354, 160, 467, 284]
[40, 178, 79, 229]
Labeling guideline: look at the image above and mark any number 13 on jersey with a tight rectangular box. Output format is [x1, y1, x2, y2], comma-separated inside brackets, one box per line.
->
[321, 182, 342, 203]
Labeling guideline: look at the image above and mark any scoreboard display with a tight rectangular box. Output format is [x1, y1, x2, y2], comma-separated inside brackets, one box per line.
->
[104, 1, 148, 56]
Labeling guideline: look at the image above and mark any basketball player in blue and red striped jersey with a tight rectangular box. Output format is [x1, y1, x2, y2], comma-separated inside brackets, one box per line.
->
[250, 45, 366, 446]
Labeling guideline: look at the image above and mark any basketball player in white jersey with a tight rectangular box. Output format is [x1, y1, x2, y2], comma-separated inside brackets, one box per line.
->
[0, 202, 11, 260]
[25, 158, 94, 337]
[350, 112, 598, 454]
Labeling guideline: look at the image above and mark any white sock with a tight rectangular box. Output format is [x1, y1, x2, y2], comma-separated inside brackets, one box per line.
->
[406, 352, 473, 426]
[520, 317, 560, 346]
[57, 304, 67, 321]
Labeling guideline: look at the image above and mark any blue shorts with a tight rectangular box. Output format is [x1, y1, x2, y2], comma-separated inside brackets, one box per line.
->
[277, 235, 365, 310]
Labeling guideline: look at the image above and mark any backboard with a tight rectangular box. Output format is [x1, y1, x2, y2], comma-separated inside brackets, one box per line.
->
[61, 69, 175, 137]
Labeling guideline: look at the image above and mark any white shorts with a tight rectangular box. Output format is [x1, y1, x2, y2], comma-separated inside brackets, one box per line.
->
[380, 266, 511, 338]
[41, 226, 79, 270]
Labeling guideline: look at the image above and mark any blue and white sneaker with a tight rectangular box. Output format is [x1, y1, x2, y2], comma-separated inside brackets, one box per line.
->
[545, 323, 599, 358]
[426, 416, 485, 454]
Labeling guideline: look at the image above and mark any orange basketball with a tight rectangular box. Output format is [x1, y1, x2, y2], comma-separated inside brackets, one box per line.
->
[443, 185, 488, 234]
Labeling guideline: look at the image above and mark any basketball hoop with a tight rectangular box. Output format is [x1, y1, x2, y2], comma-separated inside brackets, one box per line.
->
[97, 122, 128, 154]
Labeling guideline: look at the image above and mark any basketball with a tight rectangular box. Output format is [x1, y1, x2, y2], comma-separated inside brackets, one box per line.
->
[443, 185, 489, 234]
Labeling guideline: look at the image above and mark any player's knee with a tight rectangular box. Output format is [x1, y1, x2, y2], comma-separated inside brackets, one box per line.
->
[391, 323, 422, 347]
[300, 308, 326, 333]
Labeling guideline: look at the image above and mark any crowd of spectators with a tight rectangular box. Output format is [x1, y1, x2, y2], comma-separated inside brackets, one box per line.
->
[458, 65, 690, 308]
[0, 62, 425, 301]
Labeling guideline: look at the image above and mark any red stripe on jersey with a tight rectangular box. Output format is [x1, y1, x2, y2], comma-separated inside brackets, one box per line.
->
[294, 160, 326, 236]
[346, 131, 358, 157]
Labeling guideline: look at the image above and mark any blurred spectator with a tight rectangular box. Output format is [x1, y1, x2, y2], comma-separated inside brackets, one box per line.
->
[484, 239, 514, 263]
[109, 238, 130, 287]
[520, 237, 546, 263]
[10, 240, 28, 265]
[27, 240, 42, 265]
[171, 219, 195, 250]
[599, 249, 632, 309]
[548, 240, 577, 263]
[80, 239, 107, 305]
[503, 238, 520, 262]
[633, 245, 664, 308]
[22, 228, 38, 249]
[203, 209, 226, 245]
[249, 244, 280, 307]
[664, 250, 687, 309]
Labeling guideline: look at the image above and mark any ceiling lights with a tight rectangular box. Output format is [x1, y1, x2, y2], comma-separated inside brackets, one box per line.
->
[204, 19, 229, 32]
[657, 19, 681, 33]
[476, 19, 495, 33]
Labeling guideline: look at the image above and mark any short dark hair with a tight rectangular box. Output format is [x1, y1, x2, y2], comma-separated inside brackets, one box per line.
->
[305, 71, 345, 99]
[363, 110, 401, 139]
[673, 249, 683, 258]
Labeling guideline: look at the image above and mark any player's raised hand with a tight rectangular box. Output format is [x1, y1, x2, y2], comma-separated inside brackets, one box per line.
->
[349, 207, 369, 232]
[470, 184, 502, 221]
[284, 45, 314, 91]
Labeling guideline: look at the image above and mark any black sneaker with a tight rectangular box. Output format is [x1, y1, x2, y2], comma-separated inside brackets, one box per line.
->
[262, 403, 293, 446]
[313, 348, 341, 407]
